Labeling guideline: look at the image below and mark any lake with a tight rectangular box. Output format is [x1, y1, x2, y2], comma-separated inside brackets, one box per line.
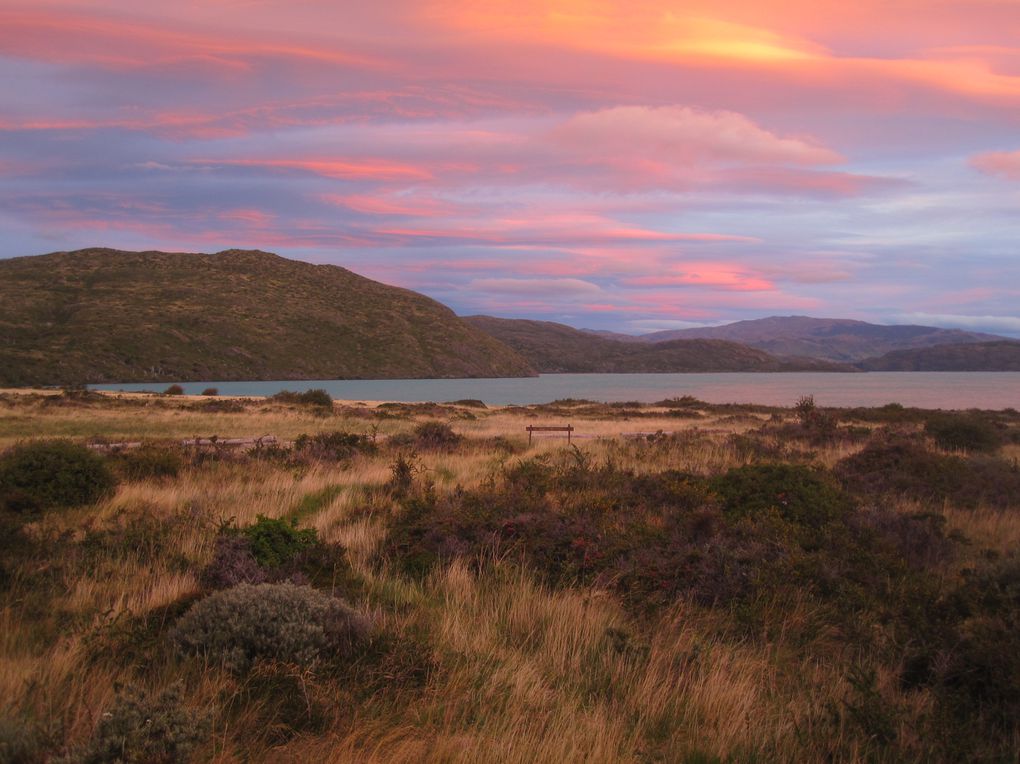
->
[92, 372, 1020, 410]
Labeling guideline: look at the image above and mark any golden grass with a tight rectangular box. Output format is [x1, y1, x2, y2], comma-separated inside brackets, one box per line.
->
[1, 391, 1017, 762]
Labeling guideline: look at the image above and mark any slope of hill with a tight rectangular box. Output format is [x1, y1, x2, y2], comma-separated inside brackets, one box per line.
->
[642, 315, 1006, 362]
[857, 341, 1020, 371]
[464, 316, 849, 372]
[0, 248, 535, 385]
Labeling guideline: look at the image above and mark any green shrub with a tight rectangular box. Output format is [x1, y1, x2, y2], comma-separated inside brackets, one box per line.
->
[836, 440, 1020, 509]
[241, 515, 318, 569]
[72, 683, 209, 763]
[709, 464, 851, 528]
[925, 413, 1003, 453]
[413, 421, 461, 450]
[294, 431, 376, 461]
[173, 583, 369, 672]
[271, 389, 332, 408]
[201, 387, 218, 396]
[109, 445, 182, 481]
[162, 384, 185, 396]
[0, 440, 116, 512]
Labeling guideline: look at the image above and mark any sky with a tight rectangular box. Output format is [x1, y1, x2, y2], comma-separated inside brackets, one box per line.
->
[2, 1, 1019, 335]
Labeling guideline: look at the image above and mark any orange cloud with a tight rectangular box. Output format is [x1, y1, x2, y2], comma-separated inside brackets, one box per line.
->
[427, 0, 1020, 104]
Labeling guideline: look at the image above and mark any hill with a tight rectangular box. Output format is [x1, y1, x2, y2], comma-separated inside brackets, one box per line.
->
[0, 248, 535, 385]
[857, 341, 1020, 371]
[641, 315, 1006, 362]
[464, 316, 849, 372]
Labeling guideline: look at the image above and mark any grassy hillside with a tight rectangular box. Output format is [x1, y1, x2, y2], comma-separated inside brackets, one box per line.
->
[465, 315, 850, 372]
[857, 340, 1020, 371]
[0, 249, 535, 385]
[643, 315, 1005, 362]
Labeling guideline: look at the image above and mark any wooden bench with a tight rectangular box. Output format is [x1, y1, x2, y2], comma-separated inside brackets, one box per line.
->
[525, 425, 574, 445]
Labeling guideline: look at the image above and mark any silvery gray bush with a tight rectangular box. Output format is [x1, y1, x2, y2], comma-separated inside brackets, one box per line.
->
[173, 583, 369, 672]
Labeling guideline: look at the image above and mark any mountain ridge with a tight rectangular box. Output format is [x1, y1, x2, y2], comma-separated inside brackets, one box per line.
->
[0, 248, 535, 385]
[463, 315, 852, 373]
[637, 315, 1006, 362]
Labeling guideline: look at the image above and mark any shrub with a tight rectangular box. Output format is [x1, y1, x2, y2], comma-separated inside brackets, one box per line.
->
[109, 445, 182, 481]
[925, 413, 1003, 453]
[200, 534, 267, 589]
[241, 515, 318, 569]
[173, 583, 369, 671]
[271, 389, 332, 408]
[162, 384, 185, 396]
[73, 683, 209, 764]
[201, 387, 218, 396]
[294, 430, 376, 461]
[656, 396, 704, 408]
[201, 517, 350, 591]
[0, 440, 116, 512]
[835, 440, 1020, 509]
[387, 455, 424, 497]
[448, 399, 487, 409]
[709, 464, 851, 528]
[413, 421, 461, 450]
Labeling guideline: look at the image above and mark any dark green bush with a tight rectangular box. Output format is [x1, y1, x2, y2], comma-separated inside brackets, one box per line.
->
[271, 389, 332, 408]
[201, 387, 218, 396]
[925, 413, 1003, 453]
[109, 445, 182, 481]
[0, 440, 116, 512]
[73, 683, 209, 763]
[173, 583, 370, 672]
[413, 421, 461, 450]
[836, 440, 1020, 509]
[241, 515, 318, 569]
[709, 464, 851, 528]
[294, 430, 376, 461]
[162, 384, 185, 396]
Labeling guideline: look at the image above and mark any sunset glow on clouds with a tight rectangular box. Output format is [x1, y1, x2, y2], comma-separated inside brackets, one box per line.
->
[1, 1, 1019, 333]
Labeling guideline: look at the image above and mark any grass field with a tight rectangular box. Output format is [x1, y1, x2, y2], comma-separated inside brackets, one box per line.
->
[1, 390, 1018, 762]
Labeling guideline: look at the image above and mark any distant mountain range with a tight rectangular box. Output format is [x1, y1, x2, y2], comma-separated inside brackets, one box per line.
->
[582, 315, 1008, 363]
[464, 316, 849, 373]
[1, 249, 1017, 386]
[857, 341, 1020, 371]
[0, 248, 533, 385]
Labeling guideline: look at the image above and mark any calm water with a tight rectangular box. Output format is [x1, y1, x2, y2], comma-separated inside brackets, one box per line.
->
[92, 372, 1020, 410]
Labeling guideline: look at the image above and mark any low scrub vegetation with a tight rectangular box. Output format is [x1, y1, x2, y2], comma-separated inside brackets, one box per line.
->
[0, 439, 116, 512]
[925, 411, 1004, 452]
[1, 391, 1018, 762]
[271, 388, 333, 408]
[173, 583, 370, 672]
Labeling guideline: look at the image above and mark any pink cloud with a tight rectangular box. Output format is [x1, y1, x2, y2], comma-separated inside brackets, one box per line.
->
[323, 192, 456, 217]
[552, 106, 842, 167]
[623, 270, 775, 292]
[190, 157, 433, 181]
[971, 150, 1020, 180]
